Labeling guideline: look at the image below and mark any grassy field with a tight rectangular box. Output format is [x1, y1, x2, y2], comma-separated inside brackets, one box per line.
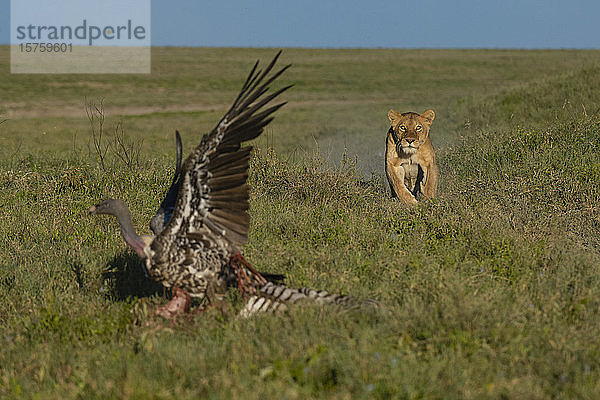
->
[1, 46, 600, 398]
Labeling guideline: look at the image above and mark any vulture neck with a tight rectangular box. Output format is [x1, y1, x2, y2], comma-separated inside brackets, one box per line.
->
[113, 205, 148, 258]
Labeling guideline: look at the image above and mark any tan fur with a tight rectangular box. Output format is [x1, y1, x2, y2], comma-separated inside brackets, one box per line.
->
[385, 109, 438, 206]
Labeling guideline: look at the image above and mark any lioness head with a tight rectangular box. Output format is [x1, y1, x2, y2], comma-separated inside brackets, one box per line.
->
[387, 109, 435, 155]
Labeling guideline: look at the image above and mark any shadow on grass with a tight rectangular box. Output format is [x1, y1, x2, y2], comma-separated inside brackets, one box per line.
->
[100, 251, 286, 304]
[102, 251, 165, 301]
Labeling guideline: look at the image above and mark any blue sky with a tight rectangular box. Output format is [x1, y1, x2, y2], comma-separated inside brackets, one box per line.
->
[1, 0, 598, 48]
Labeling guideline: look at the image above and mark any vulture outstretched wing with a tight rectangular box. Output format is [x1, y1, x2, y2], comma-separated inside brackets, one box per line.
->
[150, 130, 183, 235]
[157, 51, 291, 249]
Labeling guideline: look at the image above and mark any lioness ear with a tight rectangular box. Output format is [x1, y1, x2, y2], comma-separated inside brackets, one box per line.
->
[421, 109, 435, 124]
[388, 109, 402, 125]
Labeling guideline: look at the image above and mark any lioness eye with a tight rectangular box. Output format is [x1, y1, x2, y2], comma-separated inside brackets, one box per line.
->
[416, 125, 422, 131]
[399, 125, 406, 132]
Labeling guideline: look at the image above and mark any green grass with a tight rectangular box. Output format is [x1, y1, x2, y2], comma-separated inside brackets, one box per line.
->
[2, 47, 600, 398]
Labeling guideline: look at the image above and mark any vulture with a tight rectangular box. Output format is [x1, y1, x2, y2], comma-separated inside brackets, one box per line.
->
[90, 52, 376, 318]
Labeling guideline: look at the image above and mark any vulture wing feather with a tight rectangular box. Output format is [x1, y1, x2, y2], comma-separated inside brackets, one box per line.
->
[150, 130, 184, 235]
[158, 51, 290, 249]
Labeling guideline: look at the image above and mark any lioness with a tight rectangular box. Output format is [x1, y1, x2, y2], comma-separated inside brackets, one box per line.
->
[385, 109, 438, 206]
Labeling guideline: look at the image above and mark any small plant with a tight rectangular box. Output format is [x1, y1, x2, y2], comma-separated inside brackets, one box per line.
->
[85, 98, 108, 169]
[85, 98, 143, 172]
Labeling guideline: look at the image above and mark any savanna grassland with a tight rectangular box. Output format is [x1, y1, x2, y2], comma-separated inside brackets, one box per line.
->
[1, 47, 600, 399]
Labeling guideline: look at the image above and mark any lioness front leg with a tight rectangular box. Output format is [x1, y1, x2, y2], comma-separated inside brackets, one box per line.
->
[386, 162, 418, 206]
[422, 162, 438, 200]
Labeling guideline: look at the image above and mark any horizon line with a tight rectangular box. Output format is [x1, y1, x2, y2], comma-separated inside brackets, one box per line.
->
[0, 43, 599, 51]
